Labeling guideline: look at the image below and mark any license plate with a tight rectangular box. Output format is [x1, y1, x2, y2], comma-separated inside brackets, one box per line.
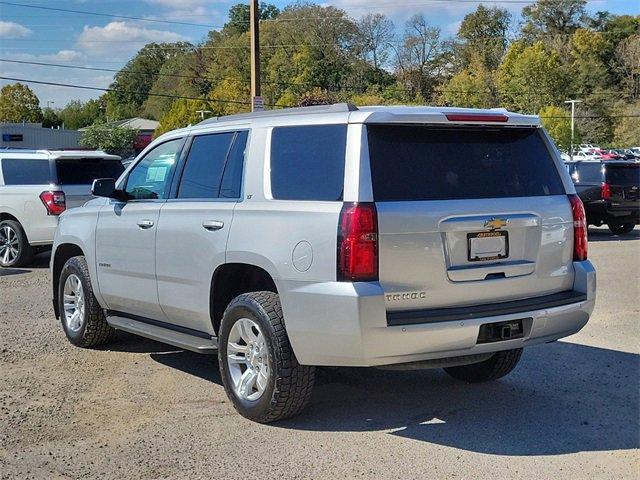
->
[467, 231, 508, 262]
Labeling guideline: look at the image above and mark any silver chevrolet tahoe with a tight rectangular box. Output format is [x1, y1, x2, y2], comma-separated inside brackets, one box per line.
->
[50, 104, 596, 423]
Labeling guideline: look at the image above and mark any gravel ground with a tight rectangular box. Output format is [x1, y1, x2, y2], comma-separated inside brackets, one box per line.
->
[1, 226, 638, 479]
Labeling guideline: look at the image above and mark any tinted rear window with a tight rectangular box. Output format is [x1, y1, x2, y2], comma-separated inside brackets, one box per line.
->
[55, 159, 124, 185]
[572, 163, 604, 183]
[1, 158, 51, 185]
[270, 125, 346, 201]
[367, 126, 565, 201]
[606, 165, 639, 185]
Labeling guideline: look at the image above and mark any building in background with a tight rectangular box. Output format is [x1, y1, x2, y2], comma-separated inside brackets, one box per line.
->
[103, 118, 159, 153]
[1, 123, 81, 149]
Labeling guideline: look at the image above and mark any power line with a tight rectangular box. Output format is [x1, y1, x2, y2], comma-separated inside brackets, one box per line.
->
[0, 1, 217, 28]
[0, 76, 265, 107]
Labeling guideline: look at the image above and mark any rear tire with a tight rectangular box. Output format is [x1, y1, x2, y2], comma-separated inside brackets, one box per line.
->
[0, 220, 34, 268]
[218, 291, 315, 423]
[607, 223, 635, 235]
[58, 256, 116, 347]
[443, 348, 523, 383]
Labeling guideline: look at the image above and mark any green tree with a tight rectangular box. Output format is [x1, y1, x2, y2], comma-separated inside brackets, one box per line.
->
[0, 83, 42, 123]
[58, 99, 105, 130]
[41, 107, 62, 128]
[539, 105, 576, 151]
[106, 42, 193, 120]
[497, 41, 569, 113]
[615, 34, 640, 99]
[456, 5, 511, 71]
[570, 28, 610, 97]
[521, 0, 587, 42]
[79, 124, 137, 157]
[222, 2, 280, 35]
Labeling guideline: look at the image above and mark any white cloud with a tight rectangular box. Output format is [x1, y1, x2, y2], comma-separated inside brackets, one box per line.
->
[77, 21, 185, 55]
[146, 0, 209, 6]
[0, 21, 32, 39]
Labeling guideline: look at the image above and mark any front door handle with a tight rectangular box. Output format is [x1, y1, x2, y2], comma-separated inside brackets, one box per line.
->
[202, 220, 224, 231]
[137, 219, 154, 229]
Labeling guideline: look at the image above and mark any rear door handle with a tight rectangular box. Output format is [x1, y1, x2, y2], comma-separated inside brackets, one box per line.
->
[137, 219, 154, 229]
[202, 220, 224, 231]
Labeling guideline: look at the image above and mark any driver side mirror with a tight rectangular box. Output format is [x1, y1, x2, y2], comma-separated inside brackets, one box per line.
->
[92, 178, 127, 201]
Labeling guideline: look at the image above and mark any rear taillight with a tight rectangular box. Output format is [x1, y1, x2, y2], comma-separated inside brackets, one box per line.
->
[39, 191, 66, 215]
[601, 182, 611, 200]
[337, 202, 378, 282]
[569, 194, 588, 261]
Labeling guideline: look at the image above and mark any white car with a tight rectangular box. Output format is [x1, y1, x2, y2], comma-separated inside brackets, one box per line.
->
[0, 149, 123, 267]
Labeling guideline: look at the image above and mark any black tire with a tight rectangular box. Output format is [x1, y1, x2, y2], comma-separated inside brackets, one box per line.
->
[58, 255, 116, 348]
[443, 348, 523, 383]
[218, 291, 315, 423]
[0, 219, 34, 268]
[607, 223, 635, 235]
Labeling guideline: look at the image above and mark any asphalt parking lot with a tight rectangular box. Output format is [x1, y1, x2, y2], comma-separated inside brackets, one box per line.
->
[1, 226, 638, 479]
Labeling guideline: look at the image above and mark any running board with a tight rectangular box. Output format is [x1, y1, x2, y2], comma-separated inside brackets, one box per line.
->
[106, 314, 218, 354]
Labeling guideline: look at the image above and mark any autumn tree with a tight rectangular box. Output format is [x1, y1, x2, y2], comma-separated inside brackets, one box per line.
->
[539, 105, 576, 151]
[0, 83, 42, 123]
[439, 54, 497, 108]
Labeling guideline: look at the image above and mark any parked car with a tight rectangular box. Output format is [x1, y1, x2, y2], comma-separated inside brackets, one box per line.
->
[566, 160, 639, 234]
[0, 149, 123, 267]
[50, 104, 596, 422]
[573, 151, 600, 161]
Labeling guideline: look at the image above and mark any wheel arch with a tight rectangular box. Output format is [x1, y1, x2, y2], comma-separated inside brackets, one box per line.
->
[51, 243, 85, 319]
[210, 263, 278, 335]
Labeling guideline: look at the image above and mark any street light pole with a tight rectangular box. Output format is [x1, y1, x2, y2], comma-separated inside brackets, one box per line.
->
[250, 0, 262, 111]
[564, 99, 582, 161]
[196, 109, 212, 120]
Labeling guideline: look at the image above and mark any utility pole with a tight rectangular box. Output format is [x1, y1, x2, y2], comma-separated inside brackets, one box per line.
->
[564, 99, 582, 161]
[250, 0, 263, 111]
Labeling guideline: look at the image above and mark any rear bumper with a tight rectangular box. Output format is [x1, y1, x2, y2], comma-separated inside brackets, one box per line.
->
[281, 261, 596, 367]
[585, 201, 639, 225]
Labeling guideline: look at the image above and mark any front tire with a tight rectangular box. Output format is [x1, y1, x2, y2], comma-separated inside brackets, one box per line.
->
[0, 220, 34, 267]
[218, 291, 315, 423]
[58, 256, 116, 347]
[443, 348, 523, 383]
[608, 223, 635, 235]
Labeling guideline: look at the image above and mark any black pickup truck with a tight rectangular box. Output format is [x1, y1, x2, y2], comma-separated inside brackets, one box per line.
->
[565, 161, 639, 235]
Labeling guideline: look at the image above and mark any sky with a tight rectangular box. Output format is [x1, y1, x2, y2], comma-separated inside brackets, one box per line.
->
[0, 0, 637, 109]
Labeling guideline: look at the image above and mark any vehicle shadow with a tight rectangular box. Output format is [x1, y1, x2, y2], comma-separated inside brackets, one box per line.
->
[0, 268, 31, 277]
[588, 226, 639, 242]
[149, 340, 639, 456]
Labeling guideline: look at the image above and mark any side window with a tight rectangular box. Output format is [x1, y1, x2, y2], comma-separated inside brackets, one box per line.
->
[270, 125, 347, 201]
[220, 131, 248, 199]
[1, 159, 51, 185]
[178, 132, 234, 199]
[125, 138, 182, 200]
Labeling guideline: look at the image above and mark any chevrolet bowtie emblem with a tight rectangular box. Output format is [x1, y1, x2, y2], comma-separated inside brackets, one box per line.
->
[484, 218, 508, 230]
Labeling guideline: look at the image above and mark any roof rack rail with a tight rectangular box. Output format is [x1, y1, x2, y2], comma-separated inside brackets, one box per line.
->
[197, 103, 358, 125]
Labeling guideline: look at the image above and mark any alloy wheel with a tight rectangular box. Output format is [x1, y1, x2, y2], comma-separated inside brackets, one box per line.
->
[63, 274, 85, 333]
[0, 225, 19, 265]
[226, 317, 270, 401]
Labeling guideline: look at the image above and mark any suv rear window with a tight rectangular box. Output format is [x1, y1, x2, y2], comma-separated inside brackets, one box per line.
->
[55, 159, 124, 185]
[606, 165, 639, 185]
[270, 125, 346, 201]
[1, 158, 51, 185]
[367, 126, 565, 201]
[572, 163, 604, 183]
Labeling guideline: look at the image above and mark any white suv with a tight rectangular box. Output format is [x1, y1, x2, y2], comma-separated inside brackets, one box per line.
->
[50, 104, 596, 422]
[0, 149, 123, 267]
